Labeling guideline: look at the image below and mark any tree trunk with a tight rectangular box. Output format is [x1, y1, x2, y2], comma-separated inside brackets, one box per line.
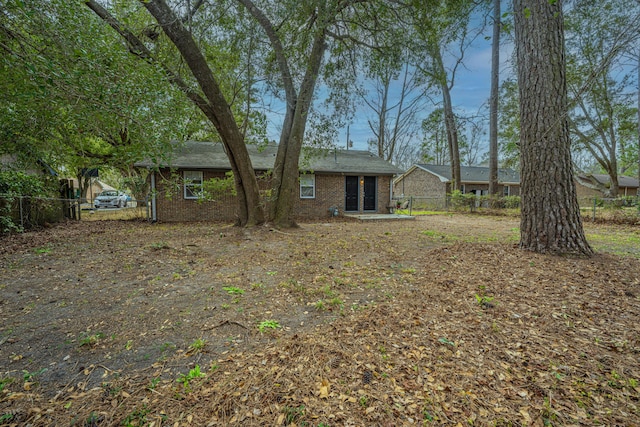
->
[433, 47, 461, 191]
[270, 30, 327, 228]
[514, 0, 592, 255]
[140, 0, 264, 226]
[378, 75, 389, 159]
[442, 86, 461, 191]
[86, 0, 265, 226]
[488, 0, 500, 196]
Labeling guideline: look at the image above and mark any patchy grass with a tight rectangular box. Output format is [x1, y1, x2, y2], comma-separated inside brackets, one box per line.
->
[586, 225, 640, 257]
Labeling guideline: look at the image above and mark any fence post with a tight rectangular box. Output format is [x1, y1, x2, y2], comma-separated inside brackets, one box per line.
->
[19, 196, 24, 229]
[409, 196, 413, 216]
[592, 198, 596, 222]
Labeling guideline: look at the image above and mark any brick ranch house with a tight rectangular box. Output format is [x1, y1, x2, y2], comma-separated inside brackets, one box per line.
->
[575, 174, 639, 199]
[136, 141, 402, 222]
[393, 164, 521, 202]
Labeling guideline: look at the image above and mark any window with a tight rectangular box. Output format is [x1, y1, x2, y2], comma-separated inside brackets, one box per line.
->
[184, 171, 203, 199]
[503, 186, 510, 196]
[299, 174, 315, 199]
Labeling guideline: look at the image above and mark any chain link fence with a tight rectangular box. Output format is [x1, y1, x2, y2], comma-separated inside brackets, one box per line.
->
[390, 195, 639, 223]
[3, 194, 638, 232]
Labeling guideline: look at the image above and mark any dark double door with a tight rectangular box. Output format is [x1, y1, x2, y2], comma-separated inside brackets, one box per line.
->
[345, 176, 377, 212]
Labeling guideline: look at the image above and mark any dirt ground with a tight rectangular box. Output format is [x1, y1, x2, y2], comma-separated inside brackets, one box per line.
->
[1, 214, 639, 426]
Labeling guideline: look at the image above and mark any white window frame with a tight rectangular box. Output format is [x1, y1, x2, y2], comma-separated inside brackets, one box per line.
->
[299, 174, 315, 199]
[183, 170, 203, 199]
[503, 185, 510, 196]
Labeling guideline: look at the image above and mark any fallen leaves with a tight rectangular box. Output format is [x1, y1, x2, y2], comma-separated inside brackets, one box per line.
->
[318, 379, 330, 399]
[1, 218, 640, 426]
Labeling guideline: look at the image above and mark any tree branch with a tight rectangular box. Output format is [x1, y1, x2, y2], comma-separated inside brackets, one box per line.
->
[84, 0, 218, 128]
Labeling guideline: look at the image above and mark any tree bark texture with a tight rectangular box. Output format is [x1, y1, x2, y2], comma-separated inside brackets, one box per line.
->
[488, 0, 500, 195]
[514, 0, 593, 255]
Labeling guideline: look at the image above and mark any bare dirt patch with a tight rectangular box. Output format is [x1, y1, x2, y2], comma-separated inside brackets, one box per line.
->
[1, 215, 639, 426]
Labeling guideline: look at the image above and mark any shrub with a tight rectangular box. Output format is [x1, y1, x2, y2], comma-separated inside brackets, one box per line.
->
[503, 195, 521, 209]
[448, 190, 476, 211]
[0, 171, 55, 233]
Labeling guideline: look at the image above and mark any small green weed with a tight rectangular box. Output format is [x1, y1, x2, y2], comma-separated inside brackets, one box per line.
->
[359, 395, 369, 407]
[328, 297, 344, 308]
[177, 365, 206, 392]
[258, 320, 281, 333]
[148, 377, 161, 390]
[123, 406, 150, 427]
[84, 412, 102, 425]
[79, 332, 105, 347]
[319, 284, 337, 298]
[23, 368, 47, 382]
[0, 414, 14, 423]
[475, 285, 495, 308]
[222, 286, 245, 295]
[475, 294, 495, 307]
[188, 338, 206, 353]
[279, 278, 306, 294]
[438, 337, 455, 346]
[34, 246, 52, 254]
[0, 377, 13, 392]
[150, 241, 170, 250]
[283, 405, 305, 424]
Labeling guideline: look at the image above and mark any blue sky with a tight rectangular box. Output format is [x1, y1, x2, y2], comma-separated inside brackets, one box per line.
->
[338, 39, 516, 153]
[263, 16, 516, 157]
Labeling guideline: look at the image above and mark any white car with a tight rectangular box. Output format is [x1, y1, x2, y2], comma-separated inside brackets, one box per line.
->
[94, 190, 128, 209]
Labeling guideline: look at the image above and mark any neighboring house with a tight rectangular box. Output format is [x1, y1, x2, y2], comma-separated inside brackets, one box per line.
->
[575, 174, 639, 199]
[135, 141, 402, 222]
[66, 178, 116, 203]
[394, 164, 521, 200]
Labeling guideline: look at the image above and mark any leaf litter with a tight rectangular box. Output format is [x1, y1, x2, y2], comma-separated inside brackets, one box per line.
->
[0, 215, 639, 426]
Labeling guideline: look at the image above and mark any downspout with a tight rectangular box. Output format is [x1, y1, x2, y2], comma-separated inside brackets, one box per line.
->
[390, 175, 394, 208]
[150, 169, 157, 222]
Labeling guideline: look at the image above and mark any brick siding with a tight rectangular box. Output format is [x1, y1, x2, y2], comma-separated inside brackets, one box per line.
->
[394, 167, 520, 198]
[151, 169, 393, 222]
[393, 168, 446, 198]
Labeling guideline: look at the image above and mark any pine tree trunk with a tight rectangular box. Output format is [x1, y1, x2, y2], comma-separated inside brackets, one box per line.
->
[432, 47, 461, 191]
[514, 0, 593, 255]
[488, 0, 500, 196]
